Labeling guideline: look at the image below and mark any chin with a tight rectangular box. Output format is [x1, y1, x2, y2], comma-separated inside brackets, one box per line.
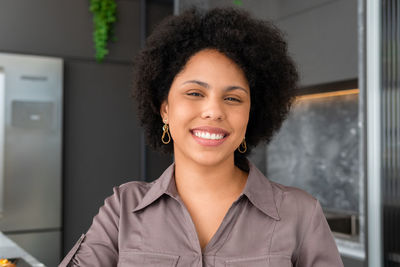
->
[190, 150, 234, 167]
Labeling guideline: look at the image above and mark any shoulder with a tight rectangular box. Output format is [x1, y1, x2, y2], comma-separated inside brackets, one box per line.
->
[267, 180, 326, 247]
[117, 180, 154, 195]
[114, 179, 154, 198]
[269, 179, 319, 221]
[100, 180, 155, 211]
[271, 180, 317, 205]
[103, 162, 176, 211]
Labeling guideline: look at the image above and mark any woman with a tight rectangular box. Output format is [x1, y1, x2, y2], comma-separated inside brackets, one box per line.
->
[60, 7, 344, 267]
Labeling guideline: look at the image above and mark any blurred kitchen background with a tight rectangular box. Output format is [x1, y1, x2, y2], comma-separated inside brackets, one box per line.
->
[0, 0, 397, 266]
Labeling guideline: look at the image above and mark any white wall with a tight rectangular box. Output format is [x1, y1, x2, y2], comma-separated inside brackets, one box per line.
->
[273, 0, 358, 87]
[188, 0, 358, 87]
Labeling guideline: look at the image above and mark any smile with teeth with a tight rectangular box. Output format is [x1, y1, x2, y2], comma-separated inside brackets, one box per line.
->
[192, 131, 226, 140]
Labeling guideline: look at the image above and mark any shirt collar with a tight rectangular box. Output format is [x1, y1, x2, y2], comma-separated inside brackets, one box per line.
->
[132, 160, 280, 221]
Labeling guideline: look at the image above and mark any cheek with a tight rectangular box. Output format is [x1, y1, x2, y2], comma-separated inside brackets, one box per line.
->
[234, 107, 250, 130]
[238, 117, 249, 134]
[168, 102, 196, 135]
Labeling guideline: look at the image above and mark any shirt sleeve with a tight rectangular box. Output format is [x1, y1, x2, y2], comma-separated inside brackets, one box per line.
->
[59, 187, 121, 267]
[295, 200, 344, 267]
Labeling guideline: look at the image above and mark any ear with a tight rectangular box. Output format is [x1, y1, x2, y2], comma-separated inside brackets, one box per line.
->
[160, 99, 169, 123]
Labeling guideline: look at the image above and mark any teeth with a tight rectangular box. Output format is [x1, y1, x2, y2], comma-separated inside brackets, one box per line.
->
[193, 131, 225, 140]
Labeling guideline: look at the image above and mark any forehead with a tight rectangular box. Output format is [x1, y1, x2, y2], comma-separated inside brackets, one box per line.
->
[174, 49, 249, 86]
[185, 49, 239, 70]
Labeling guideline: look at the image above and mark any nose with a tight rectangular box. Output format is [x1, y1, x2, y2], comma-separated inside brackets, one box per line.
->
[200, 98, 226, 121]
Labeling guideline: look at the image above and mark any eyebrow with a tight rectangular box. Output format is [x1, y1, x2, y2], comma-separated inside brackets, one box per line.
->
[182, 80, 249, 94]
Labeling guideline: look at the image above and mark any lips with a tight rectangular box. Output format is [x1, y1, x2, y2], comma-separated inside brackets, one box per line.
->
[190, 126, 230, 146]
[190, 126, 230, 136]
[193, 131, 225, 140]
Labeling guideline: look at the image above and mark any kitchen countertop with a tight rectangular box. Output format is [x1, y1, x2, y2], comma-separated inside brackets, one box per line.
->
[0, 232, 45, 267]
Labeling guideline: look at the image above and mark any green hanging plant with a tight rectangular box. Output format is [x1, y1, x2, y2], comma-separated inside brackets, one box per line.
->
[89, 0, 117, 62]
[233, 0, 243, 6]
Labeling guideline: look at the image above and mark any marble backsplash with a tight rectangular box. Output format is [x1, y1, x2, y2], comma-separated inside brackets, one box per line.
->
[260, 93, 360, 214]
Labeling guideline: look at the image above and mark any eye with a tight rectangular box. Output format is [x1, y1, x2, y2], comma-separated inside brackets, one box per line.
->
[225, 97, 241, 103]
[186, 92, 203, 97]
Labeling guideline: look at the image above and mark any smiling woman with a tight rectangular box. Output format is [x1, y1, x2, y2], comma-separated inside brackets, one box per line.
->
[160, 49, 251, 170]
[59, 7, 344, 267]
[133, 7, 299, 173]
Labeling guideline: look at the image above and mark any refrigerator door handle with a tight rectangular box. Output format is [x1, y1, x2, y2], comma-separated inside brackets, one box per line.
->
[0, 67, 5, 217]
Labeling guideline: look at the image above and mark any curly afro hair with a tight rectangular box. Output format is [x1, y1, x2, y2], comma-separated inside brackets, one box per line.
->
[132, 7, 298, 171]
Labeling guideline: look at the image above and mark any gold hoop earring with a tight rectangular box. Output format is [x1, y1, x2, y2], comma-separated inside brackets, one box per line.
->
[238, 138, 247, 153]
[161, 122, 171, 144]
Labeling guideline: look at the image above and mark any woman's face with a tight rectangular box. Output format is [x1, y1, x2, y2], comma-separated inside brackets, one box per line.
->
[160, 49, 251, 167]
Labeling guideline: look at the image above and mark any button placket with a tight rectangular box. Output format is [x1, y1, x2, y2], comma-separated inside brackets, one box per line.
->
[203, 201, 240, 254]
[177, 197, 204, 255]
[176, 195, 242, 256]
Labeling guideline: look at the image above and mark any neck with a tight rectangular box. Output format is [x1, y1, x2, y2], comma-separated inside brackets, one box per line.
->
[173, 154, 248, 201]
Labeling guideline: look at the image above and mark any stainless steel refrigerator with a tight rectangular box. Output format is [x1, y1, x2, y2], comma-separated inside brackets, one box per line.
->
[0, 52, 62, 266]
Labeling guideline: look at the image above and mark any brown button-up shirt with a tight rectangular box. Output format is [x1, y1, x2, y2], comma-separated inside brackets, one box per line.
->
[60, 161, 344, 267]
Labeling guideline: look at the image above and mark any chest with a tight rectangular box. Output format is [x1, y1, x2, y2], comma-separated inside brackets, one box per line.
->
[183, 198, 234, 251]
[118, 196, 296, 267]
